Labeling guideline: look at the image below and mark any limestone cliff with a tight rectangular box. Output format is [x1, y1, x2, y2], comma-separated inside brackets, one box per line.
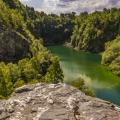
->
[0, 28, 30, 62]
[0, 83, 120, 120]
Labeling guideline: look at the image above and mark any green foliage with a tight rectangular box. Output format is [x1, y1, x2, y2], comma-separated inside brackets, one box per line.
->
[0, 40, 64, 98]
[0, 63, 14, 97]
[18, 59, 38, 83]
[3, 0, 75, 45]
[14, 80, 25, 88]
[70, 9, 120, 53]
[0, 0, 25, 30]
[102, 37, 120, 76]
[27, 13, 75, 45]
[45, 57, 63, 83]
[0, 0, 64, 98]
[69, 78, 95, 97]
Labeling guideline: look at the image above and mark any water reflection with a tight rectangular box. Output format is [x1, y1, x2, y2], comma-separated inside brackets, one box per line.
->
[48, 45, 120, 105]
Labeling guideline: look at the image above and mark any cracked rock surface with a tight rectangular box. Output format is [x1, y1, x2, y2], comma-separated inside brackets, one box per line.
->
[0, 83, 120, 120]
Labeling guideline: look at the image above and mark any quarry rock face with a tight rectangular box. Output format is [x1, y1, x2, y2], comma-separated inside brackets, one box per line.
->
[0, 83, 120, 120]
[0, 28, 30, 62]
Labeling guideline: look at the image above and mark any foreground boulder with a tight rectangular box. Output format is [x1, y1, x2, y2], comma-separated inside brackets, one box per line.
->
[0, 83, 120, 120]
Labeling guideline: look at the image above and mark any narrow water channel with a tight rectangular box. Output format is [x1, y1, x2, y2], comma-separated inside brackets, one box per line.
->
[48, 45, 120, 106]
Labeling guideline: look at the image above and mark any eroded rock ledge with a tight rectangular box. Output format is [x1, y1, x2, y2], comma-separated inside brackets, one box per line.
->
[0, 83, 120, 120]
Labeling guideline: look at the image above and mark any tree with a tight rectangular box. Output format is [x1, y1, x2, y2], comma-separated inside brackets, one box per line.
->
[45, 57, 63, 84]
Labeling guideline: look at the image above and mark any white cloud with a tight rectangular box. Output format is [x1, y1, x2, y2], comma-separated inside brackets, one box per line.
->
[19, 0, 120, 14]
[20, 0, 29, 2]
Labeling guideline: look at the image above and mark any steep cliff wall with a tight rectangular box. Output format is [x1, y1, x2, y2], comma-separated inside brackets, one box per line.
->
[0, 29, 30, 62]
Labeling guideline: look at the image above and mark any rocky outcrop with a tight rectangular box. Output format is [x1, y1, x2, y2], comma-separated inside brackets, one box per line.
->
[0, 28, 30, 62]
[0, 83, 120, 120]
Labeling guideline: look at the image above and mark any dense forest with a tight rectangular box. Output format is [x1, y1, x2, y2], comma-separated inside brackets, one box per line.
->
[0, 0, 120, 98]
[0, 0, 63, 98]
[70, 9, 120, 53]
[3, 0, 75, 45]
[102, 37, 120, 76]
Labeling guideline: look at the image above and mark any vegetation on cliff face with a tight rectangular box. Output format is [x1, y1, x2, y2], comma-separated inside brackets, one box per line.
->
[102, 37, 120, 76]
[27, 13, 75, 45]
[3, 0, 75, 45]
[68, 78, 95, 97]
[0, 0, 120, 98]
[0, 45, 63, 98]
[0, 0, 63, 98]
[70, 9, 120, 53]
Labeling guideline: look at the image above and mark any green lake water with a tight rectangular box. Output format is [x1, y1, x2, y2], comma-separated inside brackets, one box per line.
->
[48, 45, 120, 106]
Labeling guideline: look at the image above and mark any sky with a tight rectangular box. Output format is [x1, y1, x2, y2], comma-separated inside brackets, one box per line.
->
[19, 0, 120, 14]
